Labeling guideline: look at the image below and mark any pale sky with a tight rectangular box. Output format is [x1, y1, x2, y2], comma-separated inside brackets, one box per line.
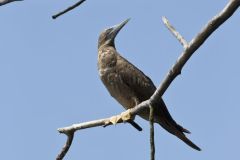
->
[1, 1, 240, 160]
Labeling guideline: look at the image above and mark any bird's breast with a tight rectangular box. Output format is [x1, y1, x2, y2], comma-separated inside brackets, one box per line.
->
[99, 68, 137, 110]
[97, 48, 142, 110]
[99, 68, 124, 91]
[98, 49, 117, 70]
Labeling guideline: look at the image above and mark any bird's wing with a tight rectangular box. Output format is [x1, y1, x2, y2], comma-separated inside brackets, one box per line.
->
[116, 54, 190, 134]
[116, 54, 156, 101]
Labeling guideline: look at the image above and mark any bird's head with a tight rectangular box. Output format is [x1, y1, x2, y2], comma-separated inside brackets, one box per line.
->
[98, 18, 130, 49]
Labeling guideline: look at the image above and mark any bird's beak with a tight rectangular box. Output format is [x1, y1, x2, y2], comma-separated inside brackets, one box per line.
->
[109, 18, 130, 40]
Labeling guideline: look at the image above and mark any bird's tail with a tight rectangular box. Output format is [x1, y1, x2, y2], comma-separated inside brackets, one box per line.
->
[157, 122, 201, 151]
[154, 98, 201, 151]
[177, 124, 191, 134]
[175, 131, 201, 151]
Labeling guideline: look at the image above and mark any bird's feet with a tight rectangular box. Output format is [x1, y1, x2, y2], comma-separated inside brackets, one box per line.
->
[103, 109, 142, 131]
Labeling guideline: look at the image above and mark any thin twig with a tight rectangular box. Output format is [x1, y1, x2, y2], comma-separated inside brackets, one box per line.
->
[0, 0, 23, 6]
[56, 132, 74, 160]
[52, 0, 86, 19]
[162, 16, 188, 49]
[149, 105, 155, 160]
[58, 118, 108, 133]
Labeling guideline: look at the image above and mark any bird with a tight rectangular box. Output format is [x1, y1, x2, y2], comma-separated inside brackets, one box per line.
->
[97, 18, 201, 151]
[0, 0, 23, 6]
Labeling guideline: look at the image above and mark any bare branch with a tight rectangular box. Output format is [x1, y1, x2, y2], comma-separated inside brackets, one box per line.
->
[52, 0, 86, 19]
[56, 111, 143, 159]
[149, 105, 155, 160]
[0, 0, 23, 6]
[55, 107, 148, 159]
[57, 108, 146, 133]
[56, 132, 74, 160]
[58, 118, 108, 133]
[162, 16, 188, 48]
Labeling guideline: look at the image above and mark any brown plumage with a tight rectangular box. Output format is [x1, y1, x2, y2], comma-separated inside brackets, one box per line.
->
[97, 19, 201, 151]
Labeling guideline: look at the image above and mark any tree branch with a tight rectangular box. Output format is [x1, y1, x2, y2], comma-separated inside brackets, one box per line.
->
[57, 109, 145, 135]
[149, 105, 155, 160]
[52, 0, 86, 19]
[0, 0, 23, 6]
[56, 0, 240, 159]
[56, 132, 74, 160]
[162, 16, 188, 49]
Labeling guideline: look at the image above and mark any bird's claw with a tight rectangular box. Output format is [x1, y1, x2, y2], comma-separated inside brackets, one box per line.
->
[107, 109, 133, 125]
[121, 109, 132, 122]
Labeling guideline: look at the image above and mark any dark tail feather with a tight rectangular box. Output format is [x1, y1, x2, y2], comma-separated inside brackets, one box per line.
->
[177, 124, 191, 134]
[127, 120, 143, 131]
[157, 122, 200, 151]
[176, 132, 201, 151]
[182, 128, 191, 134]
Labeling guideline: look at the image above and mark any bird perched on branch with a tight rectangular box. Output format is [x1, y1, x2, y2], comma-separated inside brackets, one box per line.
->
[97, 19, 201, 151]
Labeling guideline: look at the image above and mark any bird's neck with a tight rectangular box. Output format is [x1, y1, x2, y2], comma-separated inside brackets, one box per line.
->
[98, 43, 115, 51]
[97, 45, 118, 73]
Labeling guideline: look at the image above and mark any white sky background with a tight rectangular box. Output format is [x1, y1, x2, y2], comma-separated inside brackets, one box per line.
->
[0, 1, 240, 160]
